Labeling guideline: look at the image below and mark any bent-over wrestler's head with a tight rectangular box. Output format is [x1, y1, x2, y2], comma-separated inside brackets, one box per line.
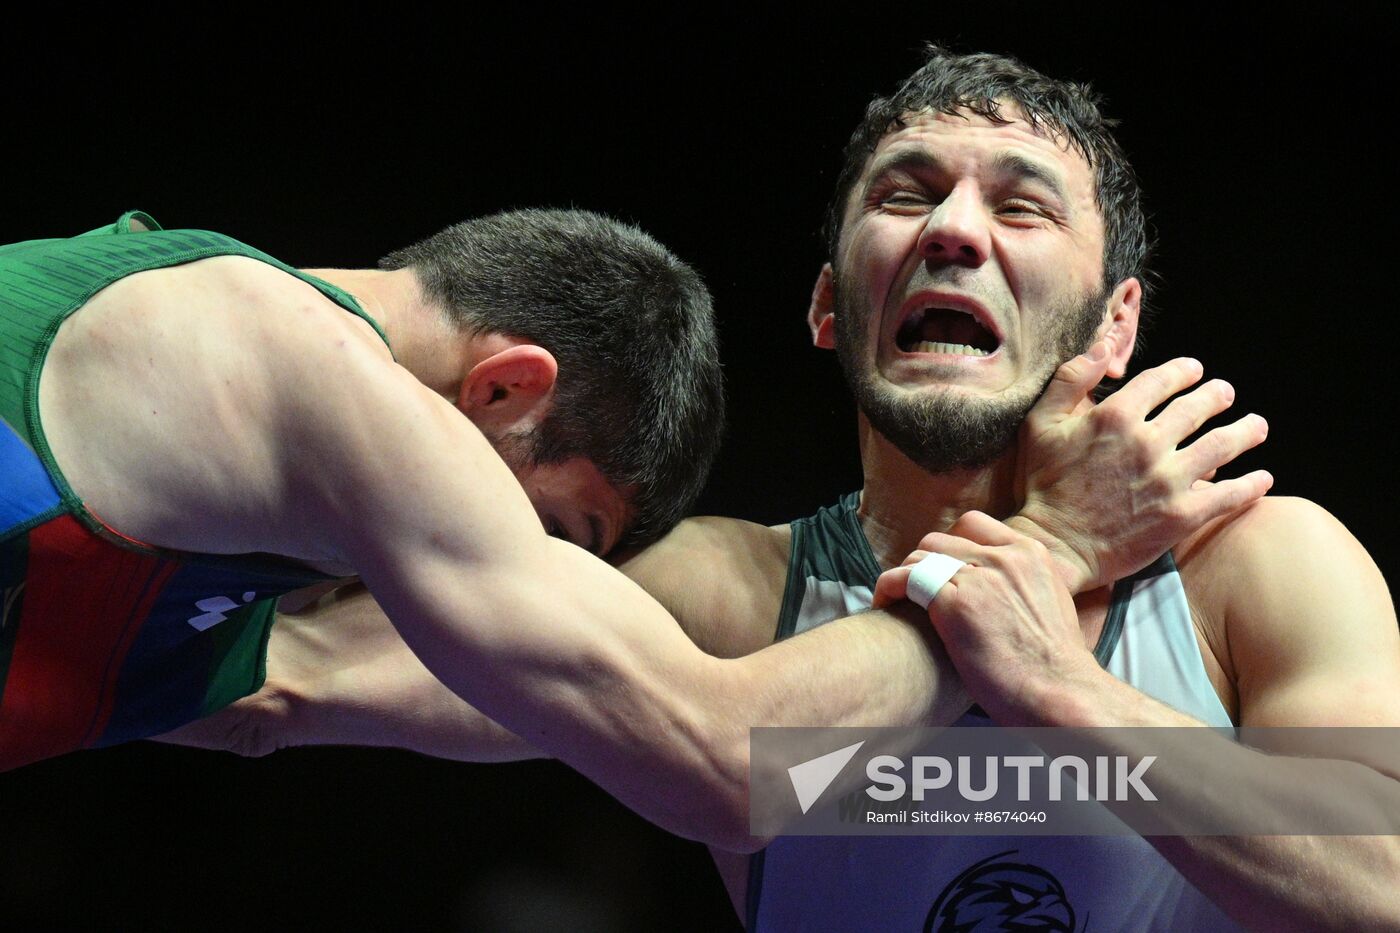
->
[809, 45, 1152, 473]
[382, 209, 724, 554]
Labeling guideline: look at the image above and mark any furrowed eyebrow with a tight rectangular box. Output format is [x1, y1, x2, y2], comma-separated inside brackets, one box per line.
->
[989, 151, 1070, 203]
[864, 148, 1070, 206]
[863, 149, 945, 188]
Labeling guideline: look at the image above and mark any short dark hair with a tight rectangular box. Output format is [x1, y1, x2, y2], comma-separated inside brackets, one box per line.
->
[381, 209, 724, 547]
[825, 44, 1154, 325]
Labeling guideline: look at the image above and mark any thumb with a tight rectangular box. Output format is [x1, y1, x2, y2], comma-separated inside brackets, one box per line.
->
[1028, 339, 1111, 429]
[872, 567, 912, 609]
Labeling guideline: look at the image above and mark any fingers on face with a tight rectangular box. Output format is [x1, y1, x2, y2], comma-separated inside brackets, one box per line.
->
[1030, 340, 1112, 425]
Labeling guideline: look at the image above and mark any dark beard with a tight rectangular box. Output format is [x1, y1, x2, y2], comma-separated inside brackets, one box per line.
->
[834, 278, 1106, 474]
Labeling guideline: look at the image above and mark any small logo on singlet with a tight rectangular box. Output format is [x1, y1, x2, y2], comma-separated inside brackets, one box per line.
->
[188, 592, 258, 631]
[925, 851, 1078, 932]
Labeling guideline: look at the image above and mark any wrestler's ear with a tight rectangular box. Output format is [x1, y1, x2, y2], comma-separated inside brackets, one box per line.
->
[808, 263, 836, 350]
[458, 343, 559, 426]
[1098, 278, 1141, 378]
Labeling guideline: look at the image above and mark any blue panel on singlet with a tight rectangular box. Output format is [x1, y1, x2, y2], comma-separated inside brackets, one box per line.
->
[0, 418, 61, 535]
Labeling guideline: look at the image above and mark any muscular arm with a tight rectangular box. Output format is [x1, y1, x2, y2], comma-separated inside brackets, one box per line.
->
[286, 375, 758, 844]
[162, 518, 956, 765]
[892, 500, 1400, 930]
[91, 266, 957, 850]
[1133, 498, 1400, 930]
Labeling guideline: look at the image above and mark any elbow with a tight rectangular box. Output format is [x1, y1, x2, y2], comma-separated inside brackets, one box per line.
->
[717, 826, 775, 856]
[158, 685, 296, 759]
[692, 732, 759, 852]
[656, 718, 763, 852]
[702, 763, 770, 855]
[1370, 842, 1400, 929]
[223, 684, 300, 758]
[687, 793, 762, 854]
[702, 774, 771, 855]
[686, 726, 776, 854]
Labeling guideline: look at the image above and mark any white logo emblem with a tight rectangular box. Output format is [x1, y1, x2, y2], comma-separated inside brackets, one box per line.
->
[188, 591, 257, 631]
[788, 741, 866, 814]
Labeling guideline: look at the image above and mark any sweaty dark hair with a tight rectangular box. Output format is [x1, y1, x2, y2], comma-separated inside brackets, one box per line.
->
[825, 43, 1154, 326]
[381, 209, 724, 548]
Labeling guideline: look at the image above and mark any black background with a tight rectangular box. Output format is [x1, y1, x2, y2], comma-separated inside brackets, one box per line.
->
[1, 8, 1393, 931]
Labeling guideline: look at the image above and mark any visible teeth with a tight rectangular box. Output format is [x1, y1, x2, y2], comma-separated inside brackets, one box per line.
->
[914, 340, 989, 357]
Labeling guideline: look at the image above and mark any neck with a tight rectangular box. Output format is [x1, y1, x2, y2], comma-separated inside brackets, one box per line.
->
[855, 413, 1019, 570]
[301, 267, 471, 399]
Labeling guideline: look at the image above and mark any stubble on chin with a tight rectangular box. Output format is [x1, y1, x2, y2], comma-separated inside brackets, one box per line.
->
[832, 278, 1106, 475]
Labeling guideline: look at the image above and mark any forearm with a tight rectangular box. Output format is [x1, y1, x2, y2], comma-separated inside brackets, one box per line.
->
[1039, 673, 1400, 929]
[364, 538, 971, 849]
[157, 609, 546, 763]
[274, 661, 547, 763]
[154, 690, 543, 763]
[733, 601, 970, 730]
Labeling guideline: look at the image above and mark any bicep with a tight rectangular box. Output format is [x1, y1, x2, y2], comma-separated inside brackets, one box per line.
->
[279, 345, 761, 840]
[1220, 499, 1400, 729]
[300, 398, 739, 764]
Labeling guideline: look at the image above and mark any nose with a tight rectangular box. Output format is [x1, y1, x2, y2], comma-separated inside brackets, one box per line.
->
[917, 181, 990, 268]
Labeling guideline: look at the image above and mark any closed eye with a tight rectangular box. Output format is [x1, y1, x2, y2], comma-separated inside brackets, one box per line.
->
[877, 190, 936, 215]
[997, 198, 1053, 221]
[544, 518, 574, 546]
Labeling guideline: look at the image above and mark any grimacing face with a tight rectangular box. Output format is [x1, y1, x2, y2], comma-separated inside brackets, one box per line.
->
[829, 107, 1126, 473]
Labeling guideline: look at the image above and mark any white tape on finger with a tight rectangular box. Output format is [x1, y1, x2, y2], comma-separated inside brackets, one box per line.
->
[906, 552, 966, 609]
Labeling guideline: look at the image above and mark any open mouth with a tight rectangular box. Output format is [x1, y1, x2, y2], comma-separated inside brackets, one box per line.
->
[896, 307, 1000, 357]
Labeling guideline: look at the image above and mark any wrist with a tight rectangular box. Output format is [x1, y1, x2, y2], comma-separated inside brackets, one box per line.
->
[1004, 510, 1093, 593]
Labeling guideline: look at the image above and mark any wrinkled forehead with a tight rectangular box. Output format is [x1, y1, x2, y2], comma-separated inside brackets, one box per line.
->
[852, 105, 1101, 213]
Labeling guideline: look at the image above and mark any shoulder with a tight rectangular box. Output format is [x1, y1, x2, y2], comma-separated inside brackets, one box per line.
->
[1176, 496, 1384, 613]
[624, 515, 791, 570]
[1176, 496, 1400, 727]
[113, 255, 389, 356]
[105, 255, 414, 466]
[45, 255, 422, 560]
[63, 255, 393, 408]
[617, 517, 792, 658]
